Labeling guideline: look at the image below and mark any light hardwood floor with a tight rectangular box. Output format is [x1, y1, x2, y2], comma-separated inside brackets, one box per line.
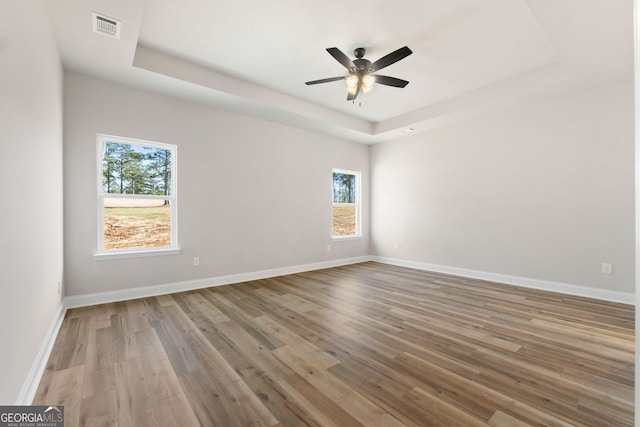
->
[34, 262, 634, 426]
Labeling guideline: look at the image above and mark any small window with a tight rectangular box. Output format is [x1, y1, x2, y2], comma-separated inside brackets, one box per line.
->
[332, 169, 361, 238]
[97, 134, 178, 257]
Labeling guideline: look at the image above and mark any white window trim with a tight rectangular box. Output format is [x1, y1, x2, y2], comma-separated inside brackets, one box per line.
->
[95, 134, 180, 259]
[94, 247, 181, 261]
[332, 168, 362, 239]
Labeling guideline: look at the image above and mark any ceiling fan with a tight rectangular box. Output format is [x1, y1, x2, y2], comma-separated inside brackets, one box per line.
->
[305, 46, 413, 101]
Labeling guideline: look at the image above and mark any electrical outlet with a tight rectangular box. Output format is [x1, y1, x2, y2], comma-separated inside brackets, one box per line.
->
[601, 263, 612, 274]
[193, 257, 200, 267]
[394, 242, 400, 249]
[326, 244, 332, 252]
[57, 281, 61, 295]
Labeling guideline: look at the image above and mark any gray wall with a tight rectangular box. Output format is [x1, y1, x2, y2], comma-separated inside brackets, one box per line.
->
[63, 72, 370, 296]
[0, 1, 64, 404]
[371, 79, 635, 293]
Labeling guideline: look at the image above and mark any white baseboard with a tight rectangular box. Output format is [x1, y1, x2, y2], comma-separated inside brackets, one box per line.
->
[65, 253, 635, 309]
[65, 256, 372, 309]
[15, 302, 67, 405]
[372, 256, 635, 305]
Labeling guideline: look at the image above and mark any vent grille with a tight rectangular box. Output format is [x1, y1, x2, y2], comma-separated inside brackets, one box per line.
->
[92, 12, 121, 39]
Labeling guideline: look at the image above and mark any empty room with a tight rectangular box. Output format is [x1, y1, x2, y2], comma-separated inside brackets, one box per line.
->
[1, 0, 637, 426]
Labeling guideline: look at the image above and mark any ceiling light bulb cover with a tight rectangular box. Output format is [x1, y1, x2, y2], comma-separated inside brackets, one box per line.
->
[362, 75, 375, 88]
[346, 76, 358, 88]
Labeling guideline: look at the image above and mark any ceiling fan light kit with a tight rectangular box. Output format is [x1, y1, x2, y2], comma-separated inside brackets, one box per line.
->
[306, 46, 412, 101]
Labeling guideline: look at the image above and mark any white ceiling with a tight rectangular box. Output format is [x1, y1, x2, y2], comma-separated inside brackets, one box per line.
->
[47, 0, 633, 143]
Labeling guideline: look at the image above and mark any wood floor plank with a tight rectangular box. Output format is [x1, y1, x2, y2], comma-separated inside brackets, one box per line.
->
[165, 302, 280, 427]
[81, 364, 115, 400]
[143, 359, 184, 403]
[149, 316, 201, 376]
[179, 352, 278, 427]
[85, 326, 114, 371]
[404, 386, 488, 427]
[79, 389, 118, 427]
[487, 410, 532, 427]
[277, 374, 362, 427]
[35, 262, 634, 426]
[328, 357, 429, 426]
[114, 357, 159, 427]
[36, 365, 85, 427]
[274, 344, 405, 427]
[253, 314, 307, 347]
[152, 391, 201, 427]
[111, 313, 139, 362]
[197, 315, 295, 381]
[54, 316, 89, 370]
[134, 328, 168, 365]
[187, 312, 330, 426]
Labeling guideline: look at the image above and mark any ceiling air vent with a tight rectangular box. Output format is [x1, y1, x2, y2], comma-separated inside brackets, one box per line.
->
[92, 12, 121, 39]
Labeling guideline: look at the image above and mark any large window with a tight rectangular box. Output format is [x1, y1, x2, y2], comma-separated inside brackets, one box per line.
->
[332, 169, 361, 238]
[96, 134, 178, 257]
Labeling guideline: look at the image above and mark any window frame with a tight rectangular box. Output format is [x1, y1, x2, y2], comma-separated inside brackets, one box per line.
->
[332, 168, 362, 239]
[94, 134, 180, 260]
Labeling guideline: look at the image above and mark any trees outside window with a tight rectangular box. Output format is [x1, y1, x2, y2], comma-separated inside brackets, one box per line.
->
[332, 169, 361, 237]
[97, 135, 177, 253]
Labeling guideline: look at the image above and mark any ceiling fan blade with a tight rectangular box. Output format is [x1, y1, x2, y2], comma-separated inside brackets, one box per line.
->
[372, 75, 409, 88]
[305, 76, 346, 85]
[371, 46, 413, 72]
[327, 47, 356, 70]
[347, 81, 361, 101]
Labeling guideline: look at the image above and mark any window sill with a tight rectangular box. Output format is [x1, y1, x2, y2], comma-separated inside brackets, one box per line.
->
[332, 235, 363, 241]
[94, 247, 182, 261]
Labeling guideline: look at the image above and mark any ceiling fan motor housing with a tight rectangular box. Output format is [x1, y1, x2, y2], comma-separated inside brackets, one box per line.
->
[353, 48, 374, 73]
[353, 58, 374, 73]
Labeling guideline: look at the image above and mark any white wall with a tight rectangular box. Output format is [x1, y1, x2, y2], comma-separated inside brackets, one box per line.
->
[371, 79, 635, 294]
[0, 1, 64, 404]
[63, 72, 370, 296]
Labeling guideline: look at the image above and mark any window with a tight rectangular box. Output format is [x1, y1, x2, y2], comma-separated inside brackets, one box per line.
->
[96, 134, 178, 258]
[332, 169, 361, 238]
